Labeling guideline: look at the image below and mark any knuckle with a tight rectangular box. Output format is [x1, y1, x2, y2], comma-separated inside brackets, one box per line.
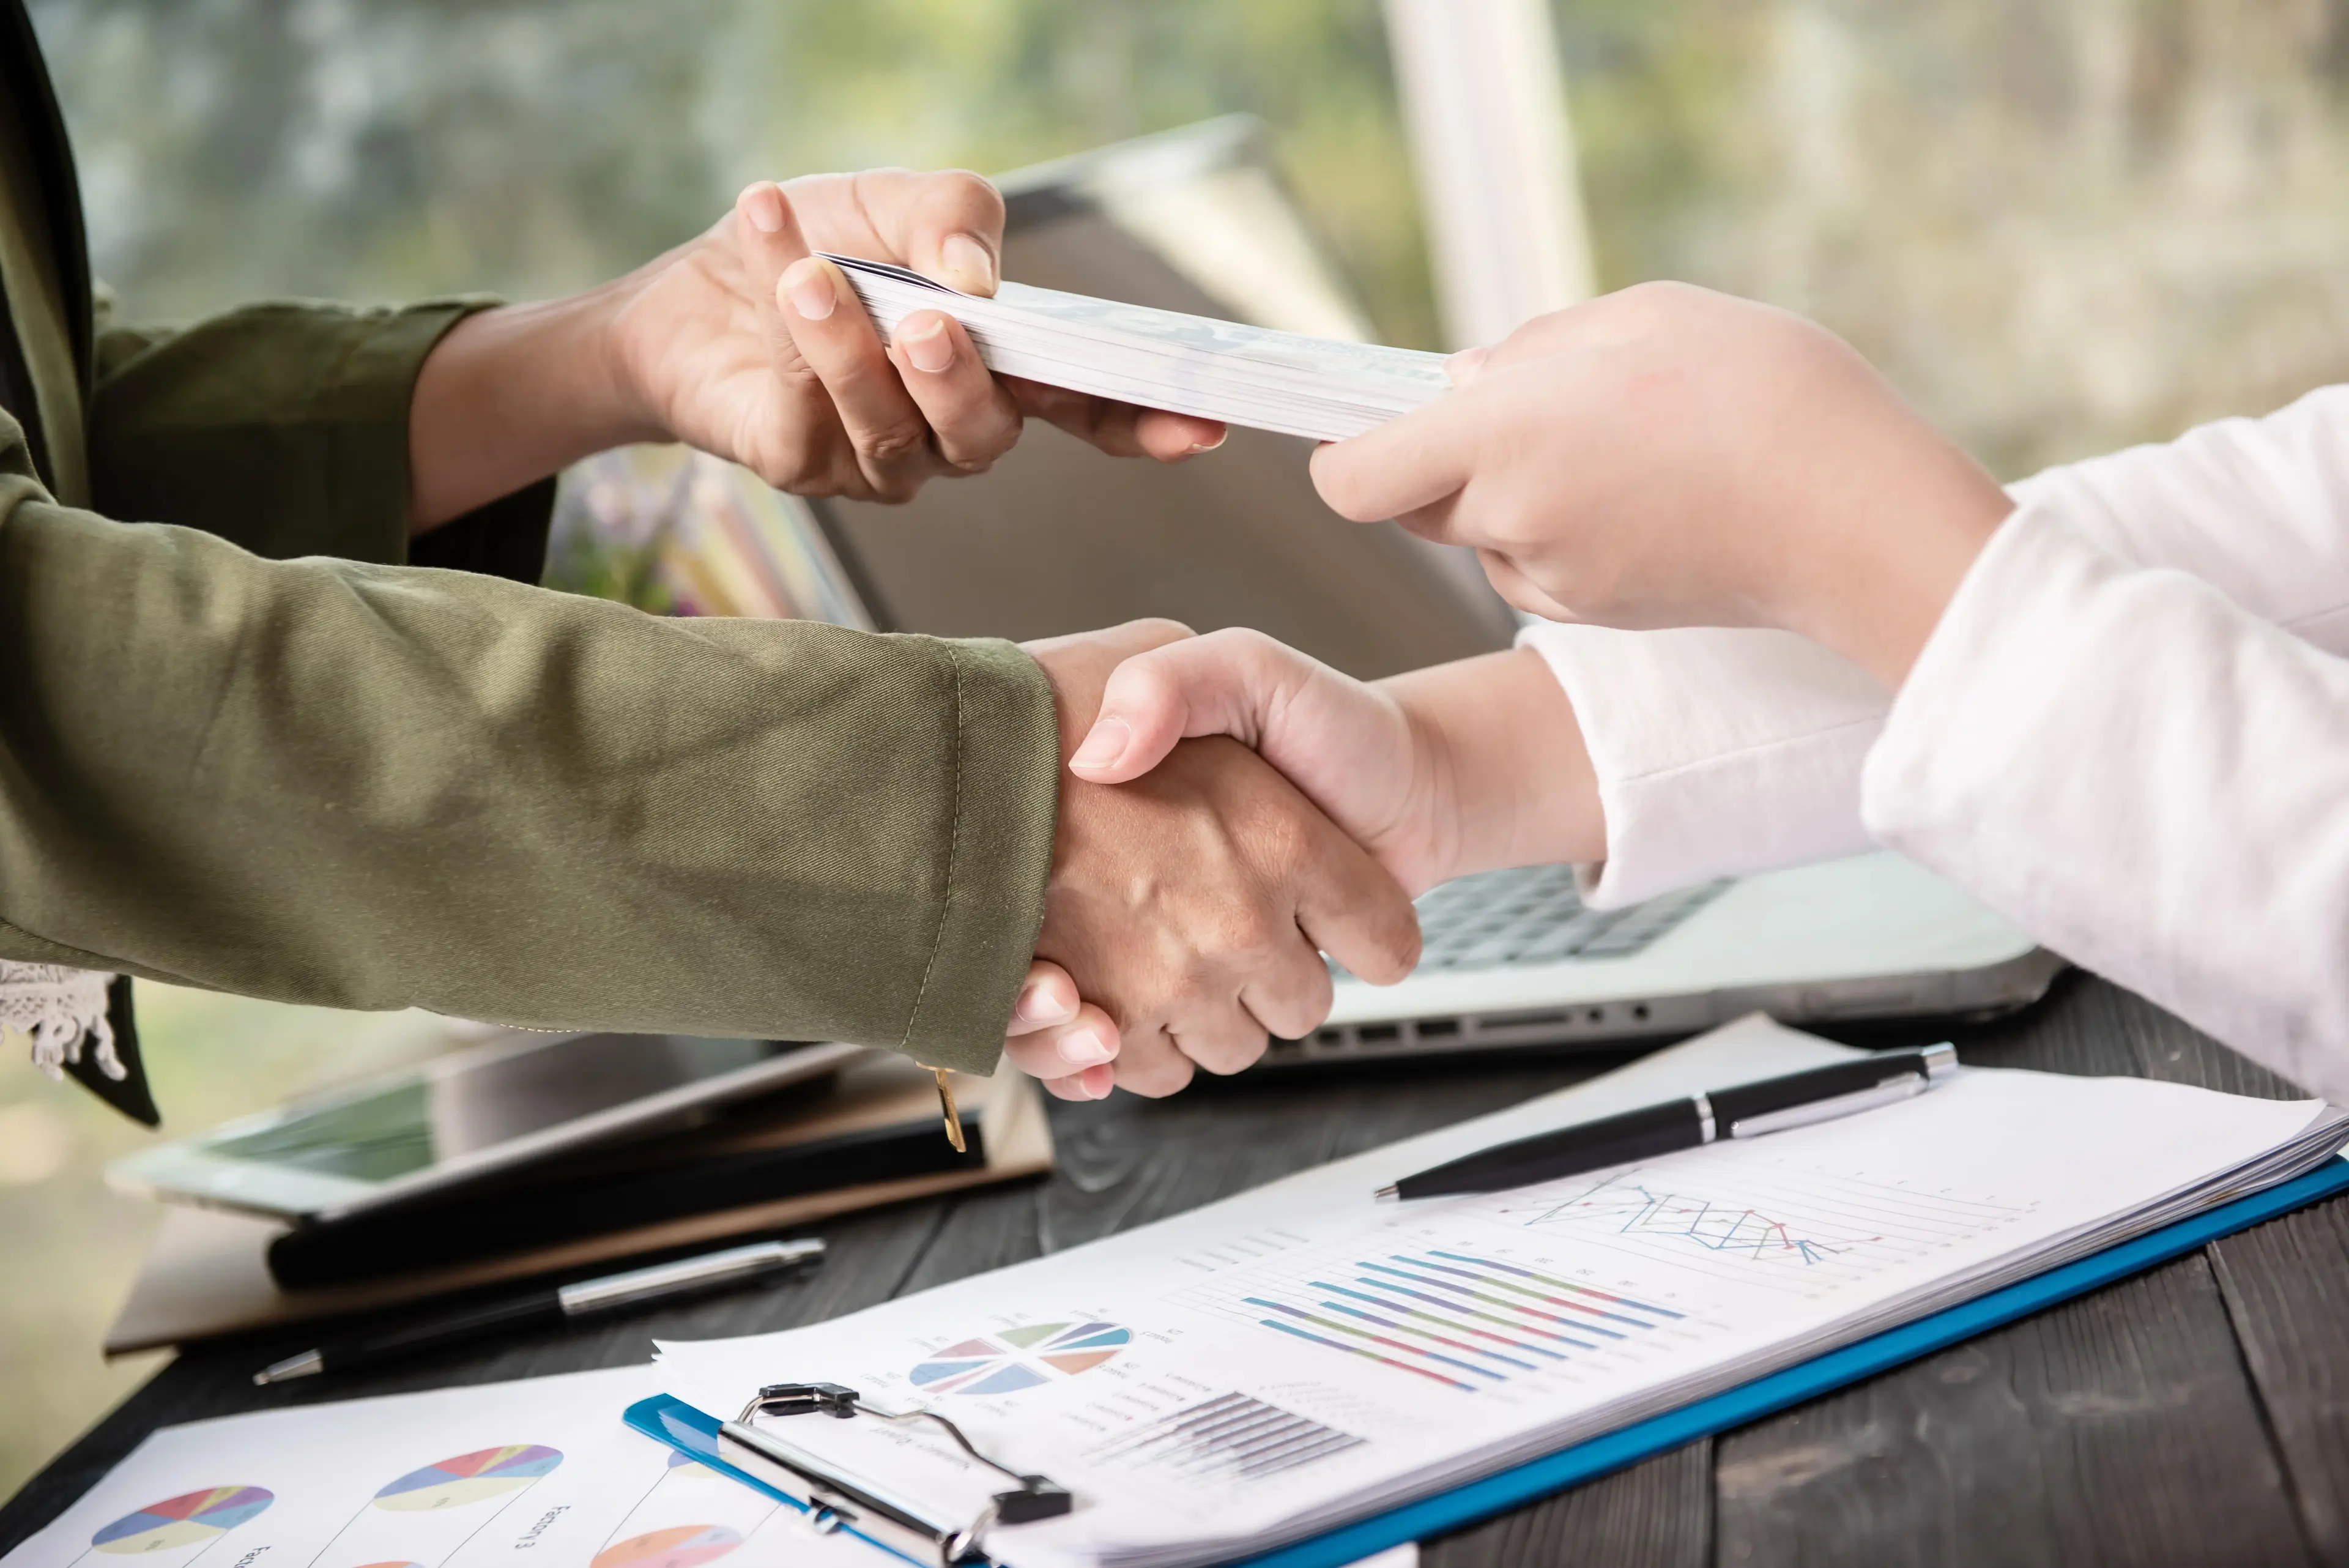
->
[1193, 1030, 1268, 1077]
[939, 169, 1006, 224]
[1126, 616, 1197, 646]
[1119, 1053, 1193, 1099]
[859, 418, 932, 465]
[1371, 916, 1423, 981]
[1251, 804, 1316, 879]
[1234, 908, 1288, 961]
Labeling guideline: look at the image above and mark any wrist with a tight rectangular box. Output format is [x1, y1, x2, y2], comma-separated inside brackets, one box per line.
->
[1379, 647, 1602, 888]
[1783, 442, 2015, 691]
[408, 284, 665, 532]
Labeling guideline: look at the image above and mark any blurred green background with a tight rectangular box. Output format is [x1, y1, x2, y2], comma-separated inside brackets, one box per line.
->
[12, 0, 2349, 1500]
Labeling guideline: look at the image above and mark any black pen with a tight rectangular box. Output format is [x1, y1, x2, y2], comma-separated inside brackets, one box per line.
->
[1376, 1045, 1959, 1202]
[251, 1237, 826, 1385]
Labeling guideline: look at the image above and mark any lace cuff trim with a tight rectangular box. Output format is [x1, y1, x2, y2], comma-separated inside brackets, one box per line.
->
[1, 962, 122, 1079]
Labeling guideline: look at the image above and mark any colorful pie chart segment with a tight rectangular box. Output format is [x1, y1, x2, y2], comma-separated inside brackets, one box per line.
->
[591, 1523, 743, 1567]
[373, 1444, 562, 1511]
[91, 1486, 272, 1555]
[909, 1321, 1132, 1395]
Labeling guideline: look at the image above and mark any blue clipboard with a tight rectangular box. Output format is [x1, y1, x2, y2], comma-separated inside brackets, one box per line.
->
[626, 1156, 2349, 1568]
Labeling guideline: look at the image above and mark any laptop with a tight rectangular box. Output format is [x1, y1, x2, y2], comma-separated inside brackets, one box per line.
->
[800, 116, 2065, 1063]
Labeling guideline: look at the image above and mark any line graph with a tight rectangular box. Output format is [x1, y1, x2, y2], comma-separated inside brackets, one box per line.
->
[1518, 1175, 1870, 1264]
[1468, 1154, 2036, 1292]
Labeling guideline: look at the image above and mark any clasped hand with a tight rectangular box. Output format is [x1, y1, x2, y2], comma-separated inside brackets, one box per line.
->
[1003, 621, 1423, 1101]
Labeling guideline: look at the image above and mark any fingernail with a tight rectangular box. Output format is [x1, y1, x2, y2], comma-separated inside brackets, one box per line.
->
[1069, 716, 1130, 775]
[743, 184, 784, 235]
[782, 257, 837, 321]
[1015, 975, 1065, 1024]
[1058, 1028, 1113, 1068]
[1184, 428, 1228, 456]
[1086, 1069, 1114, 1099]
[942, 233, 996, 294]
[1445, 345, 1489, 385]
[900, 314, 954, 374]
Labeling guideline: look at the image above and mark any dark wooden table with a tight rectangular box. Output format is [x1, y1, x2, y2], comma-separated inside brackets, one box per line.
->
[7, 973, 2348, 1566]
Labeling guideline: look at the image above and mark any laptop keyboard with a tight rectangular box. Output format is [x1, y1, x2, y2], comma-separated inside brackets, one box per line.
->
[1337, 866, 1729, 977]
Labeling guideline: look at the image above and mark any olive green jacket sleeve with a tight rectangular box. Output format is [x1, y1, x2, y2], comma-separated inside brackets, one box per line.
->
[86, 293, 546, 574]
[0, 409, 1061, 1073]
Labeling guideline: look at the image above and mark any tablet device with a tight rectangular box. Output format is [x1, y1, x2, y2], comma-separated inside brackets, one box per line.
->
[107, 1030, 865, 1222]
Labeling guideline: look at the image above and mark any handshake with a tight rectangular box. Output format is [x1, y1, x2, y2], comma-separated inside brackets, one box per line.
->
[998, 617, 1598, 1102]
[989, 283, 2022, 1103]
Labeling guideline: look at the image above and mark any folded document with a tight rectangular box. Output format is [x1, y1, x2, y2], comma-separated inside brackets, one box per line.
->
[823, 254, 1452, 442]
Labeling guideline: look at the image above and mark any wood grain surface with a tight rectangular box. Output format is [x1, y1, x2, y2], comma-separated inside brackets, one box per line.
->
[7, 973, 2347, 1565]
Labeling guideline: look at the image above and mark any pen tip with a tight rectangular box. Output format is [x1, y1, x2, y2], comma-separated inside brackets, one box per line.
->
[254, 1350, 323, 1385]
[1374, 1185, 1399, 1203]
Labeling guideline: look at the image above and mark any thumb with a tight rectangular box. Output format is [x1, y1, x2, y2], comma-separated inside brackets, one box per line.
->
[1069, 630, 1308, 784]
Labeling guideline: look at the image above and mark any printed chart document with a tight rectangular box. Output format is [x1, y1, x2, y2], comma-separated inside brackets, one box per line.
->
[655, 1019, 2349, 1568]
[0, 1364, 900, 1568]
[0, 1367, 1414, 1568]
[822, 255, 1451, 442]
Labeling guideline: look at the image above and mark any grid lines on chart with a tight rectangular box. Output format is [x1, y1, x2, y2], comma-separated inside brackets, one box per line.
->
[1466, 1153, 2035, 1293]
[1087, 1392, 1366, 1487]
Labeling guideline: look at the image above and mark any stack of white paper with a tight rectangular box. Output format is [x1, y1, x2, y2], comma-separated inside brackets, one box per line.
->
[652, 1018, 2349, 1568]
[822, 254, 1453, 442]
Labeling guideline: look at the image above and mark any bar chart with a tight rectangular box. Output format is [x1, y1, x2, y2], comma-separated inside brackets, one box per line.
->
[1179, 1247, 1687, 1392]
[1087, 1393, 1367, 1487]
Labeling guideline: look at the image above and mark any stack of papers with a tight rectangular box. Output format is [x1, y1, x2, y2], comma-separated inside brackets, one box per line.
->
[653, 1017, 2349, 1568]
[822, 253, 1453, 442]
[17, 1019, 2344, 1568]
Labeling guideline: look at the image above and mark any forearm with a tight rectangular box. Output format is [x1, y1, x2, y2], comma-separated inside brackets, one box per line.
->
[2002, 384, 2349, 651]
[1866, 503, 2349, 1102]
[0, 467, 1059, 1071]
[406, 273, 665, 532]
[1378, 646, 1602, 885]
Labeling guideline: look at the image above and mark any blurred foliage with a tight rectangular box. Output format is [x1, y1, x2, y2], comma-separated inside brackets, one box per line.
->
[1554, 0, 2349, 475]
[29, 0, 1441, 347]
[32, 0, 2349, 481]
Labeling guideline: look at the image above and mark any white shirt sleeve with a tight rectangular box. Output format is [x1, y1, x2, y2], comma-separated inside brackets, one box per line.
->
[1863, 505, 2349, 1103]
[1521, 382, 2349, 907]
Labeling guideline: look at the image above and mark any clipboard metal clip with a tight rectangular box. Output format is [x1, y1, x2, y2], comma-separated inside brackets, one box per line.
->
[719, 1381, 1072, 1567]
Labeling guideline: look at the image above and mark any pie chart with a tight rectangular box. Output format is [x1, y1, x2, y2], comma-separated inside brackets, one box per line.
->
[373, 1444, 563, 1511]
[91, 1487, 273, 1555]
[910, 1321, 1132, 1396]
[590, 1523, 743, 1567]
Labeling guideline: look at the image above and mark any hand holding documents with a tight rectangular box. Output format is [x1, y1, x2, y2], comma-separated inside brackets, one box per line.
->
[823, 253, 1453, 442]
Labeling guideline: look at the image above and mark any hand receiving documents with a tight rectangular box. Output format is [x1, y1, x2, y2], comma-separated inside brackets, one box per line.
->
[823, 253, 1454, 442]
